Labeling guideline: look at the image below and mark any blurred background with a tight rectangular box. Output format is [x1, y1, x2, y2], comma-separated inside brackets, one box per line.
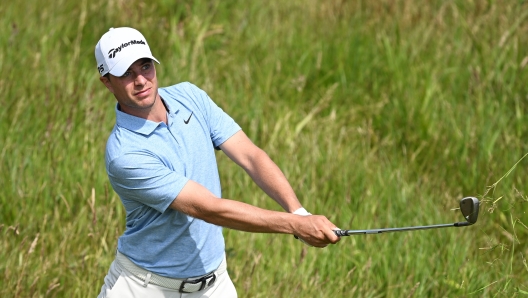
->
[1, 0, 527, 297]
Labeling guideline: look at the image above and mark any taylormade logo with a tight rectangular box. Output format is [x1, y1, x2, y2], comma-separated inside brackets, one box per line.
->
[107, 40, 146, 59]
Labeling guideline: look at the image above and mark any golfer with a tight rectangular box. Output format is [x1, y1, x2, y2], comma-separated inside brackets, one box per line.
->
[95, 27, 340, 298]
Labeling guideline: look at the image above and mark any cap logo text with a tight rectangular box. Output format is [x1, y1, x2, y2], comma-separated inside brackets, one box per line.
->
[98, 64, 105, 73]
[108, 40, 146, 59]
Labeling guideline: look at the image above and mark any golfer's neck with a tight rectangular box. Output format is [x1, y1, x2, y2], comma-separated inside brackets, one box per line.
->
[121, 95, 167, 124]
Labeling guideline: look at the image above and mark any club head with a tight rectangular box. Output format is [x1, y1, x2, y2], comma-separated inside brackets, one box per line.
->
[460, 197, 479, 224]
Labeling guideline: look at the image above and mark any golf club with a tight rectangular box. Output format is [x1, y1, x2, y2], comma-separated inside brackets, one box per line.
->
[334, 197, 479, 236]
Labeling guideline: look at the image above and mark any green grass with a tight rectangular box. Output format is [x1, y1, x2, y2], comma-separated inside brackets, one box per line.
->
[1, 0, 528, 297]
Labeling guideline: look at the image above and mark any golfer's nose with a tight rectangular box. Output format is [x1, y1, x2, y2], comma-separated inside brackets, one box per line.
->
[134, 74, 147, 85]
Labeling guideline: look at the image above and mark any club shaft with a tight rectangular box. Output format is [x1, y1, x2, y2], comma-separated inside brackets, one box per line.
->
[335, 222, 471, 236]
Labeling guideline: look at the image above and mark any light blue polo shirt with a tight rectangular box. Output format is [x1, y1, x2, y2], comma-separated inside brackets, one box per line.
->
[105, 82, 241, 278]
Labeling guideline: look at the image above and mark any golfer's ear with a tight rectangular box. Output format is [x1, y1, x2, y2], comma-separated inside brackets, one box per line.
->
[99, 76, 114, 93]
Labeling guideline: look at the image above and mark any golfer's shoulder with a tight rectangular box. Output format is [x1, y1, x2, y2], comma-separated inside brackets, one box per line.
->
[160, 82, 215, 117]
[105, 144, 158, 176]
[104, 126, 143, 163]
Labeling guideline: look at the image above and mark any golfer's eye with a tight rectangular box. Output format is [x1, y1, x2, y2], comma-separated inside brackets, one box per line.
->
[142, 63, 151, 70]
[121, 71, 131, 77]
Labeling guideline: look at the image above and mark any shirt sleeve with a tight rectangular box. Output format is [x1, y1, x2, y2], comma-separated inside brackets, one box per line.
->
[107, 151, 189, 213]
[185, 83, 241, 148]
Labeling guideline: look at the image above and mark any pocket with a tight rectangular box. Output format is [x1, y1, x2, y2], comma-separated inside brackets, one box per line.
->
[105, 270, 128, 298]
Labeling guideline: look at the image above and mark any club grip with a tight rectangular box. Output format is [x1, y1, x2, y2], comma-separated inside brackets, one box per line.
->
[334, 230, 349, 237]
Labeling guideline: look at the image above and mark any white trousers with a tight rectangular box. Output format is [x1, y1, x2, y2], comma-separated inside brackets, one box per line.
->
[97, 256, 237, 298]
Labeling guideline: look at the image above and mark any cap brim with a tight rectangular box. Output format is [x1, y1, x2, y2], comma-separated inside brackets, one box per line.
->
[109, 54, 160, 77]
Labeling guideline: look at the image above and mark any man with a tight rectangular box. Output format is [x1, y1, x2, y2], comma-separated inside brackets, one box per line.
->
[95, 27, 340, 298]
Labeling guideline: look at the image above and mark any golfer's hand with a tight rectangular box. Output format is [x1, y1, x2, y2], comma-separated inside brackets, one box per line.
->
[293, 215, 341, 248]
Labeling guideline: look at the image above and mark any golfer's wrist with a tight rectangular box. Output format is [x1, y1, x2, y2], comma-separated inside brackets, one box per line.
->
[292, 208, 313, 245]
[293, 207, 311, 216]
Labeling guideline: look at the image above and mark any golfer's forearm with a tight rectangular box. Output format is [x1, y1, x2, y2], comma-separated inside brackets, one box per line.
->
[219, 130, 302, 212]
[243, 149, 302, 213]
[203, 199, 300, 233]
[171, 194, 298, 233]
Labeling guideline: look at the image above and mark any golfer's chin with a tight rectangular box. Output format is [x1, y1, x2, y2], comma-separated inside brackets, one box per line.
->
[132, 91, 158, 107]
[132, 99, 156, 110]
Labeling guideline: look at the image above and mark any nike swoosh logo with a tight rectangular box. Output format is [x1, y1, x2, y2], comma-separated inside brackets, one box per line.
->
[184, 112, 193, 124]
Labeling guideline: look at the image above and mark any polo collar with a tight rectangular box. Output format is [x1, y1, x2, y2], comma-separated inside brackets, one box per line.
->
[160, 95, 180, 116]
[114, 97, 180, 135]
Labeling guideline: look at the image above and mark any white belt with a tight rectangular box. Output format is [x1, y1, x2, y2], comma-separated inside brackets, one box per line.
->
[115, 251, 226, 293]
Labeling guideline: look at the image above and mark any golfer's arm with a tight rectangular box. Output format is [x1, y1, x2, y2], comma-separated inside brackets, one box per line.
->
[219, 130, 302, 213]
[169, 180, 299, 233]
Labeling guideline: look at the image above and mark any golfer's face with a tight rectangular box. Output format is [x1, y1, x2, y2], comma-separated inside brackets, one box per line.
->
[104, 58, 159, 111]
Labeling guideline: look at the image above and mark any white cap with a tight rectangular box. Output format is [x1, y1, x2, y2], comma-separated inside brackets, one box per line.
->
[95, 27, 160, 77]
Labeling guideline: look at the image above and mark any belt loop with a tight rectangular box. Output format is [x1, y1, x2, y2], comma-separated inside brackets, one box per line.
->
[143, 272, 152, 287]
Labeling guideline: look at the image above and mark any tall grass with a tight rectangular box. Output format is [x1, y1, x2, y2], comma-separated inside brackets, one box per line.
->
[1, 0, 527, 297]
